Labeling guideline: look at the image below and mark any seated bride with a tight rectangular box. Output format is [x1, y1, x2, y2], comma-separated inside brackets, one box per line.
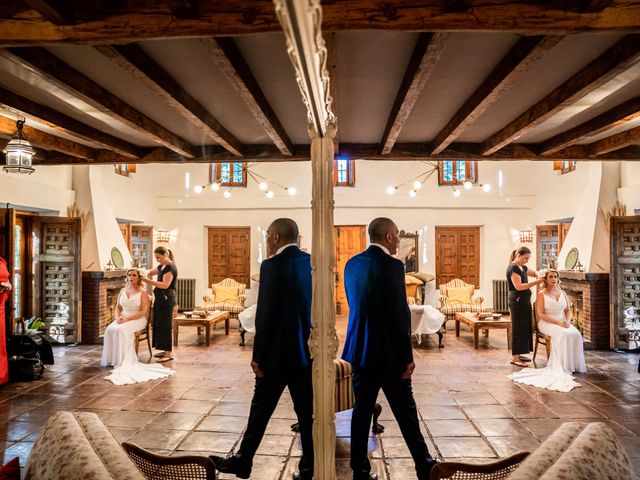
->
[508, 268, 586, 392]
[100, 268, 174, 385]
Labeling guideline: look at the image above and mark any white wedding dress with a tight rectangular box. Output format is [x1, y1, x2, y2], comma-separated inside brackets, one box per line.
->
[508, 292, 586, 392]
[100, 290, 175, 385]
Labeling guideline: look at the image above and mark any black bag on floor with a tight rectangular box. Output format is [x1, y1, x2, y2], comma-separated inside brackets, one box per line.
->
[7, 334, 54, 365]
[8, 355, 44, 381]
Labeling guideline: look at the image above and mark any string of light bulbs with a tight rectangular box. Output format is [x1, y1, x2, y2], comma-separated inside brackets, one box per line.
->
[191, 163, 297, 199]
[385, 161, 492, 197]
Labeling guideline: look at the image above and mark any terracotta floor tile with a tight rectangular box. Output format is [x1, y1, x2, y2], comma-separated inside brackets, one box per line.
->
[103, 411, 158, 429]
[1, 442, 34, 466]
[255, 434, 294, 456]
[463, 405, 513, 419]
[196, 415, 248, 433]
[210, 402, 251, 417]
[420, 405, 467, 420]
[432, 437, 496, 458]
[177, 431, 240, 453]
[129, 428, 189, 450]
[425, 419, 479, 437]
[165, 399, 214, 414]
[472, 418, 526, 437]
[144, 412, 204, 430]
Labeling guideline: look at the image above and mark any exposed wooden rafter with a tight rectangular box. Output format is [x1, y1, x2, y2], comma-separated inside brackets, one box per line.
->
[201, 38, 293, 155]
[94, 44, 243, 157]
[587, 124, 640, 154]
[325, 31, 339, 152]
[20, 0, 72, 25]
[23, 141, 640, 165]
[430, 35, 562, 155]
[481, 34, 640, 155]
[1, 47, 196, 158]
[3, 1, 640, 45]
[538, 96, 640, 154]
[380, 32, 449, 154]
[0, 86, 142, 159]
[0, 114, 93, 158]
[166, 0, 200, 18]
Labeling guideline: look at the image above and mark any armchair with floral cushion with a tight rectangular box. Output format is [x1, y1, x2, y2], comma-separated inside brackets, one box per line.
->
[202, 278, 246, 320]
[438, 278, 485, 320]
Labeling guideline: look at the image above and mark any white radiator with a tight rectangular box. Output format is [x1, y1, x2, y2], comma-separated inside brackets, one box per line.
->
[176, 278, 196, 311]
[492, 279, 510, 313]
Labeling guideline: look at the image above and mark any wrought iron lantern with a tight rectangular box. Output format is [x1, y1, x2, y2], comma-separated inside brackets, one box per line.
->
[3, 119, 35, 174]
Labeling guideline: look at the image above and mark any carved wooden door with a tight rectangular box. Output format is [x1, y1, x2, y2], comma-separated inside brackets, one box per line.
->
[536, 224, 559, 270]
[611, 216, 640, 350]
[435, 227, 480, 288]
[207, 227, 250, 287]
[334, 225, 366, 315]
[33, 217, 81, 343]
[131, 226, 153, 269]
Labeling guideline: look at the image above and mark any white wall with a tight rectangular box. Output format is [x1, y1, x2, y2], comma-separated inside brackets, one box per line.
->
[0, 165, 75, 213]
[618, 160, 640, 213]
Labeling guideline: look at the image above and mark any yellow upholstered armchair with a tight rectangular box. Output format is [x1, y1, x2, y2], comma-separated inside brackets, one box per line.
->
[439, 279, 484, 320]
[202, 278, 246, 320]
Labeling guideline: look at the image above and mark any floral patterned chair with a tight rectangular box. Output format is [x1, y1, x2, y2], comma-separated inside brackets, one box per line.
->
[438, 278, 485, 320]
[202, 278, 246, 320]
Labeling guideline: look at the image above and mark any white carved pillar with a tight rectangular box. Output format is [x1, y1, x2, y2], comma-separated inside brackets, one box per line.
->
[273, 1, 337, 478]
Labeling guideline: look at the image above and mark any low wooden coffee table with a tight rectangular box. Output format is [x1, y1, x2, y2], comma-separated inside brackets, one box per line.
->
[173, 311, 230, 347]
[454, 312, 511, 349]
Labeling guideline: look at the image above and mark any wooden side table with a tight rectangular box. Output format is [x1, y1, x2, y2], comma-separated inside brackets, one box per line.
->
[173, 311, 230, 347]
[454, 312, 511, 349]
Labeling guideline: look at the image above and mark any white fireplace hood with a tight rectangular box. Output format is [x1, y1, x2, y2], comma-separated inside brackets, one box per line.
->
[72, 165, 133, 271]
[557, 162, 620, 274]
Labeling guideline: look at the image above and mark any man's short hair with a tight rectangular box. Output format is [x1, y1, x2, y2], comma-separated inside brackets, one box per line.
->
[270, 218, 299, 243]
[368, 217, 396, 243]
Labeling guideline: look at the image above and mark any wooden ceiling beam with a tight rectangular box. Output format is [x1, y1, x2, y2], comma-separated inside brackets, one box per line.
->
[0, 86, 142, 159]
[325, 31, 339, 153]
[166, 0, 200, 18]
[380, 32, 449, 154]
[538, 96, 640, 154]
[0, 114, 93, 158]
[95, 44, 243, 156]
[587, 124, 640, 154]
[431, 35, 562, 155]
[201, 38, 293, 155]
[1, 47, 196, 158]
[22, 141, 640, 164]
[3, 1, 640, 45]
[481, 34, 640, 155]
[20, 0, 72, 25]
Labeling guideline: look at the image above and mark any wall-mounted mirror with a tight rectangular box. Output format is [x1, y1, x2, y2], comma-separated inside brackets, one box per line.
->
[398, 230, 419, 273]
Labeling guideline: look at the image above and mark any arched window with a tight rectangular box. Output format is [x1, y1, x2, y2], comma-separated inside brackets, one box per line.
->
[210, 162, 247, 187]
[438, 160, 477, 185]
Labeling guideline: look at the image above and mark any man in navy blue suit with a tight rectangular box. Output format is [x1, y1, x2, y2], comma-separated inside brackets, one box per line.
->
[342, 217, 437, 480]
[211, 218, 313, 480]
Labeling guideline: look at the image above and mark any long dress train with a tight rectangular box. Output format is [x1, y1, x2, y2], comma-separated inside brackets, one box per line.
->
[100, 290, 174, 385]
[508, 292, 586, 392]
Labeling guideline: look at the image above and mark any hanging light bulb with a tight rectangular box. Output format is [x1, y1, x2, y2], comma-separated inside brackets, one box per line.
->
[3, 119, 35, 174]
[482, 183, 492, 192]
[266, 190, 274, 199]
[287, 187, 296, 196]
[409, 189, 417, 198]
[413, 180, 423, 190]
[386, 186, 397, 195]
[223, 190, 232, 199]
[463, 180, 473, 191]
[210, 182, 220, 191]
[258, 182, 268, 191]
[193, 185, 203, 194]
[453, 189, 461, 198]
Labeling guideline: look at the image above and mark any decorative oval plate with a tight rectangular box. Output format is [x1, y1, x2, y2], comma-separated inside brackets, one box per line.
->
[111, 247, 124, 269]
[565, 247, 579, 270]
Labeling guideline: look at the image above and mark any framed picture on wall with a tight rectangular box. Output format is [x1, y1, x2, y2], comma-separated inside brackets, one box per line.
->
[398, 230, 419, 273]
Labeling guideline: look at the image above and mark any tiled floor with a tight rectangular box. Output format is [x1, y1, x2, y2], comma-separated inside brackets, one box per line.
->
[1, 317, 639, 479]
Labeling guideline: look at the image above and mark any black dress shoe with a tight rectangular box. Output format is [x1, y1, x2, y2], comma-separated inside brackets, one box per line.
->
[209, 454, 251, 479]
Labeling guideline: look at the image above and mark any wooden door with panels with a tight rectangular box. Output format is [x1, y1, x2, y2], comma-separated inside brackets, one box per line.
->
[435, 227, 480, 288]
[207, 227, 250, 287]
[0, 208, 16, 330]
[32, 217, 81, 343]
[334, 225, 366, 315]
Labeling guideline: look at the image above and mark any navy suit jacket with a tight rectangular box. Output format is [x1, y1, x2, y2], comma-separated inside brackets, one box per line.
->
[341, 245, 413, 374]
[252, 245, 312, 373]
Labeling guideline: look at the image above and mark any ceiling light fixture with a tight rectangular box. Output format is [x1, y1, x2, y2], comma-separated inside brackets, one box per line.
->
[191, 163, 298, 198]
[3, 118, 35, 175]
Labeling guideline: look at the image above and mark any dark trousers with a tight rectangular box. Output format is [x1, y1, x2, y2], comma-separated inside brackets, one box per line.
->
[351, 367, 433, 480]
[236, 367, 314, 477]
[152, 291, 175, 352]
[508, 293, 532, 356]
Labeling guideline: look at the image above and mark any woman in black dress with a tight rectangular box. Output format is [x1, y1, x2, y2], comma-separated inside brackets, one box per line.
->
[142, 246, 177, 363]
[507, 246, 544, 367]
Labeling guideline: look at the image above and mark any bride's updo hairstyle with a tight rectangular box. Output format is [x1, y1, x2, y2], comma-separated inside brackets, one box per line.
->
[542, 268, 561, 289]
[126, 268, 143, 287]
